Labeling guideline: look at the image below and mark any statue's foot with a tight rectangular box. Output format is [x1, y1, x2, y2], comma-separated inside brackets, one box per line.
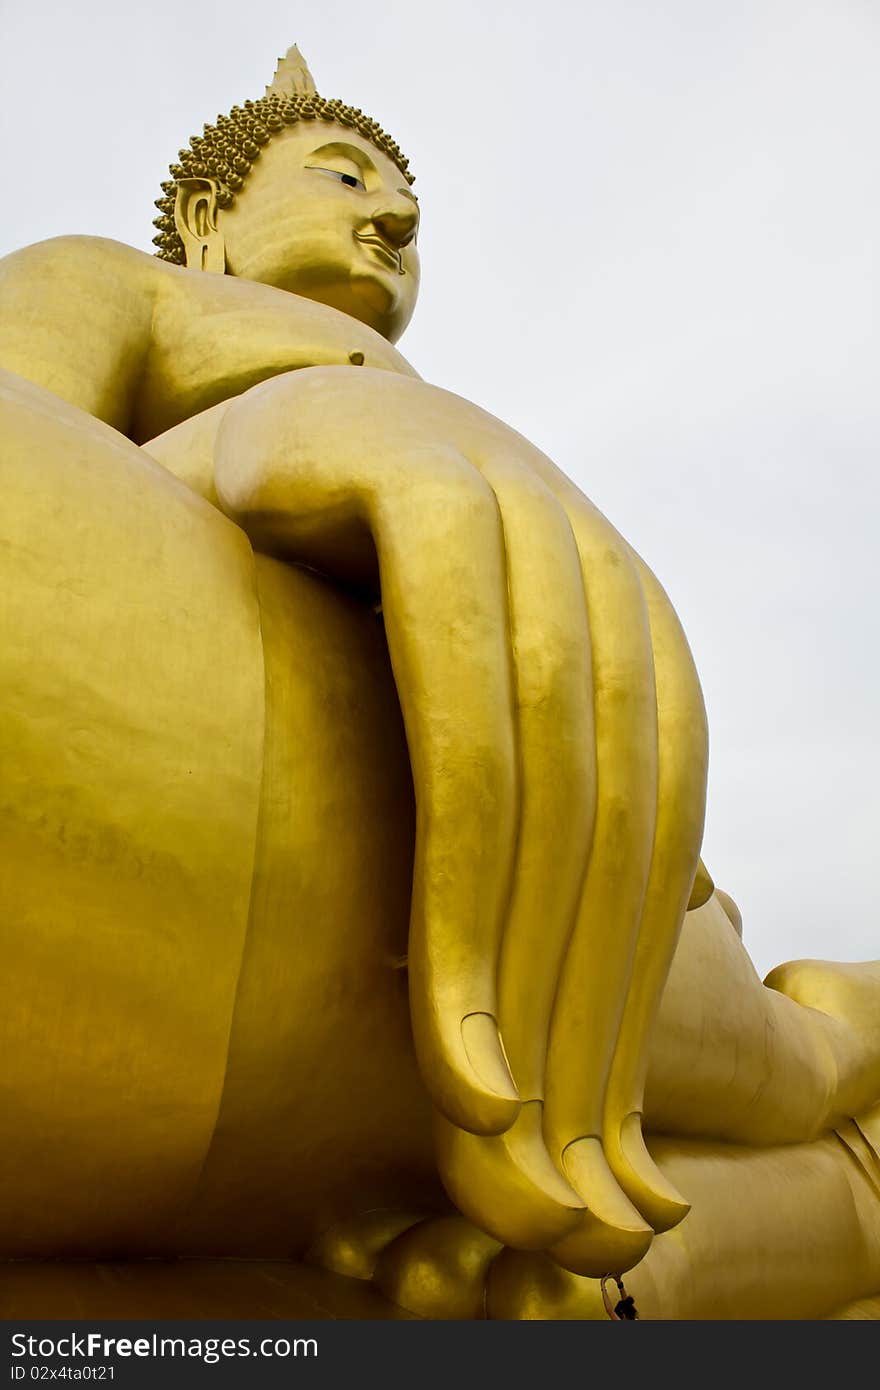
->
[305, 1211, 499, 1318]
[304, 1210, 609, 1319]
[765, 958, 880, 1113]
[486, 1248, 607, 1319]
[303, 1209, 426, 1283]
[761, 961, 878, 1123]
[764, 958, 880, 1041]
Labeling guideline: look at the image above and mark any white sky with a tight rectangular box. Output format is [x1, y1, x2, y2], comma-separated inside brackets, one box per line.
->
[2, 1, 877, 978]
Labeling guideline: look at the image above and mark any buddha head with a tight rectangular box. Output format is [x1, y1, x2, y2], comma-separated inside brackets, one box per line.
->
[152, 46, 420, 342]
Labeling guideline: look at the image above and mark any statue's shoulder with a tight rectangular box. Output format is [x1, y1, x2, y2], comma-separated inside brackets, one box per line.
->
[0, 235, 162, 289]
[0, 237, 170, 427]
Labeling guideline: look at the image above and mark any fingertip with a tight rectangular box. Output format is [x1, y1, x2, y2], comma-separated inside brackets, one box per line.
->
[461, 1011, 518, 1103]
[417, 1012, 520, 1135]
[687, 858, 714, 911]
[450, 1083, 521, 1138]
[433, 1106, 584, 1250]
[608, 1112, 691, 1234]
[505, 1100, 586, 1213]
[551, 1135, 654, 1278]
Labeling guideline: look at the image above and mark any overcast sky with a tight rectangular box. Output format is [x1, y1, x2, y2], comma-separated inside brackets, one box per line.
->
[2, 1, 877, 978]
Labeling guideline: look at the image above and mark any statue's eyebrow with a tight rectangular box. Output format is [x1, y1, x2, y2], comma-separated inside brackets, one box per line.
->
[305, 140, 378, 175]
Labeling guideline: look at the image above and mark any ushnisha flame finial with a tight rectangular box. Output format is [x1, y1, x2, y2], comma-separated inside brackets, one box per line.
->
[266, 44, 318, 99]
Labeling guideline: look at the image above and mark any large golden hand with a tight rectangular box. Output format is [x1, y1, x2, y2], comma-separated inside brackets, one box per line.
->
[211, 365, 709, 1275]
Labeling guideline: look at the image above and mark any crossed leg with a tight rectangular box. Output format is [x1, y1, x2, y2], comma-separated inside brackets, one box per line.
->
[305, 892, 880, 1317]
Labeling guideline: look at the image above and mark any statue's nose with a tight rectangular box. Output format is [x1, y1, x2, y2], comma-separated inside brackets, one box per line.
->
[371, 196, 419, 249]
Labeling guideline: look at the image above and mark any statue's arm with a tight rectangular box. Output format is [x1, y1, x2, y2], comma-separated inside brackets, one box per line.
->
[136, 263, 419, 441]
[203, 365, 708, 1277]
[0, 235, 418, 444]
[0, 237, 156, 435]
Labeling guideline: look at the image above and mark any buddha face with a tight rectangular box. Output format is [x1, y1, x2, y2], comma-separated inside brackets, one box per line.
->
[184, 123, 420, 342]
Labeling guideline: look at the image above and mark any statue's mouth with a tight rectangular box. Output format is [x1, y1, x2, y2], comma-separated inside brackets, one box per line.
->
[353, 232, 405, 276]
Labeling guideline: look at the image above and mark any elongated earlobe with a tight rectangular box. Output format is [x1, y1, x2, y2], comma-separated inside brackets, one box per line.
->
[173, 178, 226, 273]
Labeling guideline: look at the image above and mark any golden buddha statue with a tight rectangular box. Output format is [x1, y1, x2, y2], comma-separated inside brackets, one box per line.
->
[0, 47, 878, 1321]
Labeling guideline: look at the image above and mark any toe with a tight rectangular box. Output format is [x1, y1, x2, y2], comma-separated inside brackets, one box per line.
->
[373, 1215, 502, 1319]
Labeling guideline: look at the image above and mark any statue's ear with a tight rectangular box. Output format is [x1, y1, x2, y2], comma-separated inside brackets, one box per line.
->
[173, 178, 226, 273]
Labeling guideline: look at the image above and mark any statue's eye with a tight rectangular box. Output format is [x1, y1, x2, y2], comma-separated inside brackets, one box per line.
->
[309, 166, 366, 191]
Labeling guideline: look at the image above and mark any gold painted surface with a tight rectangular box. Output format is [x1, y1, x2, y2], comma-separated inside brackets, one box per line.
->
[486, 1134, 880, 1320]
[175, 553, 439, 1255]
[0, 1262, 414, 1320]
[0, 372, 264, 1254]
[0, 45, 878, 1317]
[826, 1295, 880, 1320]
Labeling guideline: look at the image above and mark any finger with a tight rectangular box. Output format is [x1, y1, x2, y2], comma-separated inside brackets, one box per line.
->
[375, 459, 523, 1134]
[431, 454, 594, 1244]
[434, 1105, 583, 1250]
[601, 557, 708, 1231]
[688, 856, 714, 909]
[507, 446, 702, 1267]
[497, 444, 656, 1273]
[215, 368, 521, 1135]
[480, 460, 595, 1102]
[540, 498, 659, 1275]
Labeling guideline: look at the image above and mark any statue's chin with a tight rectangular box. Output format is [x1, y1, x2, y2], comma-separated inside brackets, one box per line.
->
[343, 277, 412, 342]
[283, 271, 412, 343]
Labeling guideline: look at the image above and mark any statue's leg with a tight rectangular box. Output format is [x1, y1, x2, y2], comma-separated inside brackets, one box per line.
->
[825, 1293, 880, 1319]
[0, 370, 446, 1262]
[306, 1129, 880, 1319]
[303, 892, 880, 1315]
[0, 370, 267, 1255]
[174, 551, 441, 1257]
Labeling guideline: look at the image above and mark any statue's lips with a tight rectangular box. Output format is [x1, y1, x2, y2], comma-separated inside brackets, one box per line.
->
[353, 232, 404, 275]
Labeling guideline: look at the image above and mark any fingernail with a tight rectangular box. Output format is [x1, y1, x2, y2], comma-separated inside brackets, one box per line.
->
[506, 1101, 586, 1211]
[561, 1136, 651, 1235]
[615, 1112, 690, 1231]
[461, 1012, 519, 1101]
